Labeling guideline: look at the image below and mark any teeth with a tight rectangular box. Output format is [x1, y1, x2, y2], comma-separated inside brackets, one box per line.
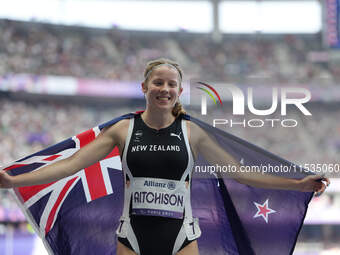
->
[157, 96, 170, 100]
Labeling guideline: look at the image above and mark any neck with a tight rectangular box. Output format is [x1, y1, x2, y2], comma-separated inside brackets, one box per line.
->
[141, 108, 175, 130]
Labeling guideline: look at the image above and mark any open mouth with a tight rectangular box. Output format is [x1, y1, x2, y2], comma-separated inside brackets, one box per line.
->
[156, 96, 171, 101]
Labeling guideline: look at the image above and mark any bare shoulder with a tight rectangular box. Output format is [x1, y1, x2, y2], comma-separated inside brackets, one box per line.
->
[186, 120, 204, 140]
[109, 118, 130, 133]
[100, 118, 130, 146]
[185, 119, 206, 152]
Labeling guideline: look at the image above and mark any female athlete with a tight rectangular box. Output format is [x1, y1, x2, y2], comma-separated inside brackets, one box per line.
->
[0, 58, 330, 255]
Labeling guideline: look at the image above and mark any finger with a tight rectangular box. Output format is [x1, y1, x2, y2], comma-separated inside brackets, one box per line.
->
[323, 178, 330, 187]
[314, 185, 325, 196]
[317, 185, 326, 195]
[315, 181, 328, 193]
[318, 184, 326, 193]
[315, 191, 324, 197]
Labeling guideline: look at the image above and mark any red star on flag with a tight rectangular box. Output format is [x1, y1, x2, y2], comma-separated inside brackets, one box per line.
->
[253, 199, 276, 223]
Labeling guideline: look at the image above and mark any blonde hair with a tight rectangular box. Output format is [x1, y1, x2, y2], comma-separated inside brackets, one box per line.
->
[143, 58, 186, 117]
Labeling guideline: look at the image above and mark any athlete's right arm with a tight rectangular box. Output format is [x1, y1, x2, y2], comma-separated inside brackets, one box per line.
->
[0, 120, 128, 189]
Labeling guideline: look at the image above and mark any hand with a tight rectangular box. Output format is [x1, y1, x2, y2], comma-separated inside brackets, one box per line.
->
[298, 175, 330, 196]
[0, 171, 15, 189]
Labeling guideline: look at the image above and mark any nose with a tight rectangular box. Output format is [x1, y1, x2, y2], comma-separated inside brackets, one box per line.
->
[160, 84, 170, 93]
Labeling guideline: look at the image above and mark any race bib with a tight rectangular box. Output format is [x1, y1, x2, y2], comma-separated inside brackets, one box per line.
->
[130, 177, 187, 219]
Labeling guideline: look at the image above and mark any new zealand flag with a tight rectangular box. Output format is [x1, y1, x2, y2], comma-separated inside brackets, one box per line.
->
[1, 113, 313, 255]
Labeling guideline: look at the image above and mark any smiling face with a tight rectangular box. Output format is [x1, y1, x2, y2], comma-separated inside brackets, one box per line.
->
[142, 65, 183, 112]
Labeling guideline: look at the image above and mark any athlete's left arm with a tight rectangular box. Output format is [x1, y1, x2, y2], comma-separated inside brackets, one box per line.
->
[188, 121, 330, 194]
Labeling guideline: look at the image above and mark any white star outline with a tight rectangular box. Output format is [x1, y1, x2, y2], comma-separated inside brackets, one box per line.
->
[253, 199, 276, 224]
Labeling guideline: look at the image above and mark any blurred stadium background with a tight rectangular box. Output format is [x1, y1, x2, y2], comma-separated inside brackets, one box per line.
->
[0, 0, 340, 254]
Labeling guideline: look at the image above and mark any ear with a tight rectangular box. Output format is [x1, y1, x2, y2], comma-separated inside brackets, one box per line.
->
[178, 87, 183, 97]
[141, 82, 147, 94]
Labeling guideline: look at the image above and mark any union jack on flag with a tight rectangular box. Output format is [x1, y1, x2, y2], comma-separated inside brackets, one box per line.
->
[1, 114, 131, 254]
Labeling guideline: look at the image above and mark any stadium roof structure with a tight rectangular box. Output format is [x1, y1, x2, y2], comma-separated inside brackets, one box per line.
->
[0, 0, 321, 34]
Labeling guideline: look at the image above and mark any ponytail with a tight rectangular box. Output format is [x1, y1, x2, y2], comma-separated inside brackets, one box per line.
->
[172, 101, 186, 117]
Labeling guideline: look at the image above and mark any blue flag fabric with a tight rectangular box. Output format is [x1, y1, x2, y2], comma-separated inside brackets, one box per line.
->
[190, 116, 313, 255]
[1, 113, 313, 255]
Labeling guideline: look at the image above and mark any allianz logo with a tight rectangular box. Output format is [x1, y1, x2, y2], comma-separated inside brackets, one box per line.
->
[144, 180, 176, 190]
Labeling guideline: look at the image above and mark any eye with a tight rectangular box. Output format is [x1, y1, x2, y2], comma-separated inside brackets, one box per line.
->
[169, 82, 177, 87]
[153, 80, 163, 86]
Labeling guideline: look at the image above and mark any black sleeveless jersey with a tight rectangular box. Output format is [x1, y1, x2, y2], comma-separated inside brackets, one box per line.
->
[117, 114, 201, 255]
[126, 113, 189, 181]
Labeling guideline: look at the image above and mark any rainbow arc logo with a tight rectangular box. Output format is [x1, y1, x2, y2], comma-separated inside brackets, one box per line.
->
[196, 82, 223, 115]
[196, 82, 223, 106]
